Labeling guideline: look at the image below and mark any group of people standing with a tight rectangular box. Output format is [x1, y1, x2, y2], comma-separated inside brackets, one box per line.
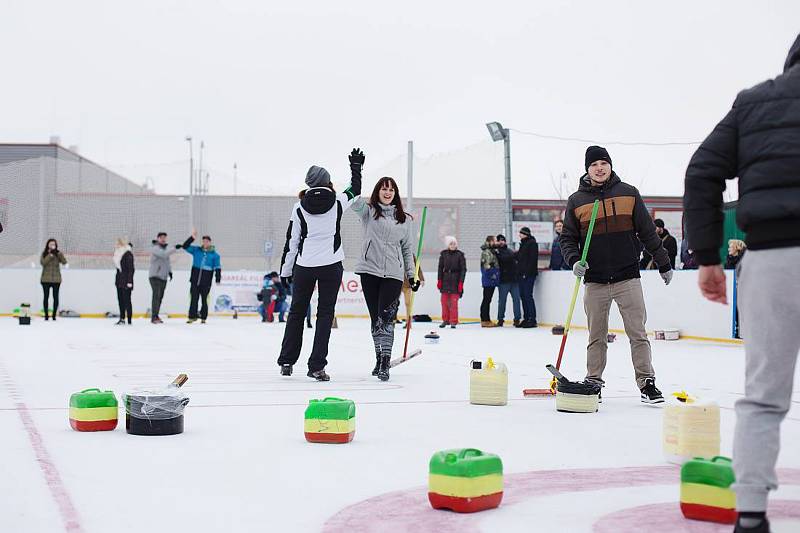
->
[478, 227, 540, 329]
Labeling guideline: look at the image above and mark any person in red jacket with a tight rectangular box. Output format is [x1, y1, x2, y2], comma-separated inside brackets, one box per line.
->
[437, 237, 466, 328]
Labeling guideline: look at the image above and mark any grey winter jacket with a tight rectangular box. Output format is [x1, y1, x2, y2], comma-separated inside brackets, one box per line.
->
[353, 198, 415, 282]
[149, 244, 177, 281]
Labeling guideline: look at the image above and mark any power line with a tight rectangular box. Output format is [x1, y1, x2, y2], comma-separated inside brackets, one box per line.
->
[510, 128, 702, 147]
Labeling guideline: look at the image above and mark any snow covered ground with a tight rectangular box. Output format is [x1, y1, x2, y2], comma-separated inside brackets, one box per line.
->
[1, 317, 799, 533]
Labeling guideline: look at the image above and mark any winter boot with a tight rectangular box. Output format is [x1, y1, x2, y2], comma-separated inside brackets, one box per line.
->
[640, 378, 665, 404]
[734, 513, 769, 533]
[280, 364, 293, 376]
[306, 319, 313, 329]
[513, 319, 522, 327]
[439, 322, 447, 329]
[187, 318, 197, 324]
[450, 324, 456, 329]
[307, 369, 330, 381]
[115, 319, 126, 326]
[481, 321, 497, 328]
[497, 320, 504, 328]
[377, 356, 391, 382]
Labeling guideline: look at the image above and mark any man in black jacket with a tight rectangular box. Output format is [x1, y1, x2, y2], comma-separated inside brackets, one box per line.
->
[640, 219, 678, 270]
[515, 227, 538, 327]
[494, 234, 521, 327]
[683, 35, 800, 533]
[561, 146, 673, 404]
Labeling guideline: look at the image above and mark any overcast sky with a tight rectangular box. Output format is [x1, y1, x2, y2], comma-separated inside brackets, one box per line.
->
[1, 1, 798, 200]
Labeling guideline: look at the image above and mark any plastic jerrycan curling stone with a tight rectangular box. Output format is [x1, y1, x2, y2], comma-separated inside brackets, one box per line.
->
[470, 357, 508, 406]
[428, 448, 504, 513]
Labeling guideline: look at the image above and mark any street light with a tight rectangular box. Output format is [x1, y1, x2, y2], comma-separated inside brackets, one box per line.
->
[486, 121, 513, 246]
[185, 136, 194, 231]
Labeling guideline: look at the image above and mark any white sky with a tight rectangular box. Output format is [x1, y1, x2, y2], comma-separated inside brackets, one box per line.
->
[1, 1, 798, 199]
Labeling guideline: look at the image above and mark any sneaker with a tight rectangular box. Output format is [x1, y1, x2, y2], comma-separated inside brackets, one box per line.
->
[280, 364, 293, 376]
[640, 378, 665, 404]
[306, 321, 313, 329]
[734, 514, 769, 533]
[201, 319, 206, 324]
[439, 322, 447, 329]
[514, 320, 525, 328]
[521, 320, 538, 328]
[151, 317, 163, 324]
[377, 356, 391, 382]
[187, 318, 197, 324]
[497, 320, 504, 328]
[307, 369, 330, 381]
[450, 324, 456, 329]
[115, 319, 126, 326]
[481, 321, 497, 328]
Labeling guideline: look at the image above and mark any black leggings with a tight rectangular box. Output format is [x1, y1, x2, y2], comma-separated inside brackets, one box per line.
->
[360, 274, 403, 359]
[117, 287, 133, 323]
[42, 282, 60, 317]
[480, 286, 495, 321]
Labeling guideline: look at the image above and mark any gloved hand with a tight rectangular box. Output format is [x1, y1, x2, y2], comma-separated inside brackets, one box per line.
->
[660, 269, 673, 286]
[175, 244, 182, 249]
[573, 261, 588, 277]
[409, 279, 421, 292]
[50, 248, 59, 255]
[457, 281, 464, 294]
[459, 292, 463, 300]
[168, 272, 173, 281]
[281, 276, 292, 289]
[349, 148, 365, 168]
[215, 271, 222, 285]
[437, 280, 442, 291]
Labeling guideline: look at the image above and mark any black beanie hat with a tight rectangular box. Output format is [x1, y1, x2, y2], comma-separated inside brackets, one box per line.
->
[496, 234, 506, 242]
[585, 145, 612, 171]
[654, 219, 665, 228]
[519, 227, 532, 237]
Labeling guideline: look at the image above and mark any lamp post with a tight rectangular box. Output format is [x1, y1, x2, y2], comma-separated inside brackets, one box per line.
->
[486, 122, 513, 246]
[185, 136, 194, 230]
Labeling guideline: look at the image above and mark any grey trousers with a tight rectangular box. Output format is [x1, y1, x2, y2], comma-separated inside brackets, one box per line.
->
[584, 278, 655, 389]
[734, 247, 800, 512]
[149, 277, 167, 319]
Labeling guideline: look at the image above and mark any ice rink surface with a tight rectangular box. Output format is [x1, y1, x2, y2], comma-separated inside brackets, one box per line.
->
[1, 317, 799, 533]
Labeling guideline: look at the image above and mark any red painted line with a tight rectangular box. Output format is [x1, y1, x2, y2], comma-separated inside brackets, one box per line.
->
[0, 360, 83, 533]
[322, 466, 800, 533]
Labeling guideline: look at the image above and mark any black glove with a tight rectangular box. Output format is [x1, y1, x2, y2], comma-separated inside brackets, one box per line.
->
[281, 276, 292, 289]
[168, 272, 173, 281]
[459, 292, 463, 300]
[215, 270, 222, 284]
[409, 279, 421, 292]
[349, 148, 365, 168]
[175, 244, 182, 249]
[50, 248, 58, 255]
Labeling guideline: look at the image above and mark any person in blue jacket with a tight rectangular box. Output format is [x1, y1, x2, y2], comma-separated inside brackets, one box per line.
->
[549, 220, 569, 270]
[181, 229, 222, 323]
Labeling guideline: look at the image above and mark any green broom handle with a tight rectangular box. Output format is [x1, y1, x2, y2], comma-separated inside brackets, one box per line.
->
[564, 199, 600, 331]
[412, 206, 428, 282]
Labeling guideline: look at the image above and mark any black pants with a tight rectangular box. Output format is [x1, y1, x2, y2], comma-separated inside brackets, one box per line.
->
[278, 262, 343, 372]
[116, 287, 133, 323]
[189, 284, 211, 320]
[150, 277, 167, 319]
[480, 286, 495, 322]
[42, 282, 60, 318]
[360, 274, 403, 358]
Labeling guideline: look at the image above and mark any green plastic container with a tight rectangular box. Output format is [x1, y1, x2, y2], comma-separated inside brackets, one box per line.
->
[429, 448, 503, 478]
[70, 388, 118, 409]
[69, 388, 118, 431]
[304, 397, 355, 421]
[681, 456, 735, 488]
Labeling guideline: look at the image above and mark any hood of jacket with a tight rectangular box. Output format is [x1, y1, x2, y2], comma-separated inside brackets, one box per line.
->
[480, 243, 493, 251]
[301, 187, 336, 215]
[785, 34, 800, 72]
[577, 171, 622, 194]
[201, 245, 216, 254]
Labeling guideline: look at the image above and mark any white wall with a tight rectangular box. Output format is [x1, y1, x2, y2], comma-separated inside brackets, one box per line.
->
[1, 268, 734, 340]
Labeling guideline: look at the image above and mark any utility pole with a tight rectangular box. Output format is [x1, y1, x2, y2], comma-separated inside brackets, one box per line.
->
[406, 141, 414, 212]
[185, 136, 194, 230]
[233, 163, 238, 196]
[198, 141, 204, 195]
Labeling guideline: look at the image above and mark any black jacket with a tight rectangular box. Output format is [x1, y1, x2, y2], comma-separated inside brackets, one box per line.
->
[437, 249, 467, 294]
[495, 245, 518, 283]
[684, 35, 800, 265]
[640, 229, 677, 270]
[516, 236, 539, 278]
[561, 173, 670, 284]
[549, 236, 568, 270]
[114, 251, 135, 289]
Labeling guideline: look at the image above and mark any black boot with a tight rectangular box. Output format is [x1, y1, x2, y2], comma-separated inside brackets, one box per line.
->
[377, 356, 391, 381]
[371, 356, 381, 376]
[280, 364, 293, 376]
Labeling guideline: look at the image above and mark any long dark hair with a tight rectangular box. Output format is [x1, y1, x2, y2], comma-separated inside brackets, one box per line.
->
[369, 177, 409, 224]
[42, 238, 58, 258]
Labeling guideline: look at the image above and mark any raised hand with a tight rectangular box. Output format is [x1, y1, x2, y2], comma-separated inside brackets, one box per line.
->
[349, 148, 365, 167]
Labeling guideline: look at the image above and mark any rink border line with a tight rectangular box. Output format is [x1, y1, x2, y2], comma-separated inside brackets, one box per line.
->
[0, 361, 84, 533]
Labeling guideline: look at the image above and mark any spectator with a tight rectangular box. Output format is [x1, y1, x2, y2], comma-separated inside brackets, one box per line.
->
[680, 239, 698, 269]
[479, 235, 500, 327]
[271, 271, 288, 323]
[40, 238, 67, 321]
[684, 35, 800, 533]
[495, 234, 522, 327]
[437, 236, 466, 328]
[113, 238, 135, 325]
[149, 232, 177, 324]
[516, 226, 539, 328]
[549, 220, 569, 270]
[257, 274, 274, 322]
[182, 229, 222, 324]
[561, 146, 673, 404]
[725, 239, 747, 269]
[640, 219, 678, 270]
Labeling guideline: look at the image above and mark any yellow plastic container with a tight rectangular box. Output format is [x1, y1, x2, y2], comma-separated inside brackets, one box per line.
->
[663, 393, 721, 464]
[470, 358, 508, 406]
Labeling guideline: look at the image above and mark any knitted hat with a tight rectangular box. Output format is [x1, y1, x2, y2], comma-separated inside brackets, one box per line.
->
[519, 227, 532, 237]
[654, 218, 665, 228]
[305, 165, 331, 188]
[585, 145, 612, 171]
[495, 234, 506, 242]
